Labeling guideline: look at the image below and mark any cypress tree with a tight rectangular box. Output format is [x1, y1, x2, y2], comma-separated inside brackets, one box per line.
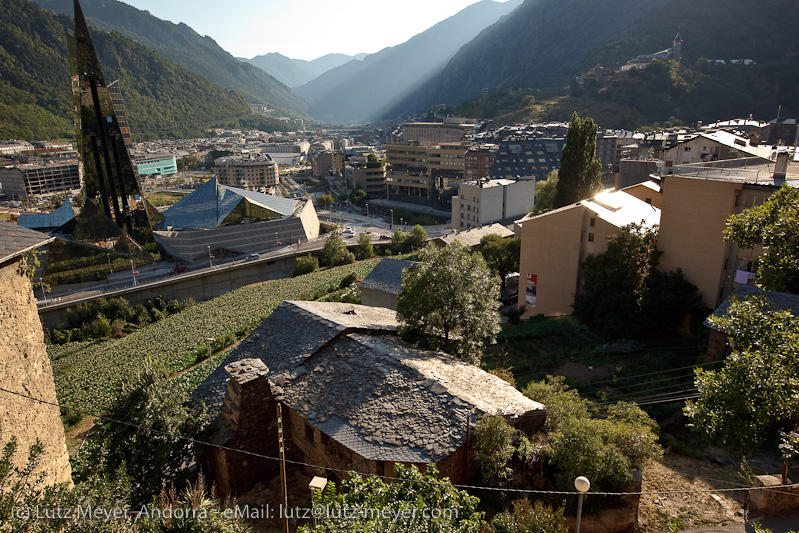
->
[554, 112, 603, 208]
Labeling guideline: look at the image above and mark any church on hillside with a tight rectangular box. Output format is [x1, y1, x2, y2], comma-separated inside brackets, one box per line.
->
[621, 32, 683, 71]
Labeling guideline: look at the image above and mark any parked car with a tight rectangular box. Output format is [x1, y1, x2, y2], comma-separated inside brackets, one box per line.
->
[245, 253, 260, 261]
[171, 265, 188, 274]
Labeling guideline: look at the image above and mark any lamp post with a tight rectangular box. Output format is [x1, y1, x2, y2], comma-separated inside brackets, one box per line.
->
[207, 245, 213, 268]
[106, 252, 112, 273]
[274, 232, 279, 247]
[390, 209, 394, 229]
[365, 202, 369, 217]
[574, 476, 590, 533]
[130, 260, 137, 287]
[205, 337, 215, 360]
[39, 277, 47, 306]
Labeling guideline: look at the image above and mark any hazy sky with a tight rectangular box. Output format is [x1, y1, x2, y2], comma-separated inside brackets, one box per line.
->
[121, 0, 501, 61]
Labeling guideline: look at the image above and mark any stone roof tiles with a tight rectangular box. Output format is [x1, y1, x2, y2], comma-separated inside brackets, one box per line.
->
[358, 258, 413, 295]
[0, 221, 54, 264]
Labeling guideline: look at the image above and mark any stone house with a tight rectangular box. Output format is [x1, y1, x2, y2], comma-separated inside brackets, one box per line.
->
[0, 222, 72, 487]
[192, 300, 544, 496]
[358, 258, 413, 310]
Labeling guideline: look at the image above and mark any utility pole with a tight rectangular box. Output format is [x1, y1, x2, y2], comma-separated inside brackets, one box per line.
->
[277, 403, 289, 533]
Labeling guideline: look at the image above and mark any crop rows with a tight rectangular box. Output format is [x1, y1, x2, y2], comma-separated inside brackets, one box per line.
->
[50, 259, 381, 414]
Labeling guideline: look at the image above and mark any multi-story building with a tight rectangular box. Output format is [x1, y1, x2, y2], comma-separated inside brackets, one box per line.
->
[311, 151, 345, 178]
[464, 144, 498, 181]
[133, 152, 178, 177]
[346, 156, 387, 196]
[402, 120, 476, 146]
[661, 130, 772, 169]
[489, 128, 566, 182]
[0, 159, 83, 197]
[452, 178, 535, 231]
[215, 154, 279, 190]
[260, 142, 310, 165]
[517, 187, 662, 316]
[384, 141, 471, 198]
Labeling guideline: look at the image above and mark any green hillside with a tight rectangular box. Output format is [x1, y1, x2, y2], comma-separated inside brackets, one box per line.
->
[0, 0, 285, 141]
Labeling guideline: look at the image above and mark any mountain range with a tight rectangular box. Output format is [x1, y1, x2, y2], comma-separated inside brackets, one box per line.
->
[31, 0, 308, 117]
[292, 0, 523, 125]
[239, 52, 368, 89]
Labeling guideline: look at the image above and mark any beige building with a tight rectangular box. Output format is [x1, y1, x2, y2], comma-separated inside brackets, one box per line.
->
[662, 130, 772, 169]
[464, 143, 497, 181]
[311, 151, 344, 178]
[403, 120, 476, 146]
[346, 158, 387, 196]
[657, 157, 797, 309]
[517, 189, 661, 317]
[452, 178, 535, 230]
[215, 154, 279, 190]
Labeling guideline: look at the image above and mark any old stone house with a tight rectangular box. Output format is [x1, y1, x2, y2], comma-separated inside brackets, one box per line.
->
[0, 222, 72, 487]
[193, 300, 544, 496]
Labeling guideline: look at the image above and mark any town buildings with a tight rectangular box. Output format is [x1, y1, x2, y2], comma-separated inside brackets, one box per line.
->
[215, 154, 279, 191]
[0, 159, 83, 198]
[452, 178, 535, 230]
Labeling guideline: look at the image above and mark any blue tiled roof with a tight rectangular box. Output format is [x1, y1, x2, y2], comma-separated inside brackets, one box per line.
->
[17, 200, 75, 230]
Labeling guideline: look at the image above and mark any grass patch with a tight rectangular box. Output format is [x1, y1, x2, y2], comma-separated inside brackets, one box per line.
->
[145, 191, 188, 207]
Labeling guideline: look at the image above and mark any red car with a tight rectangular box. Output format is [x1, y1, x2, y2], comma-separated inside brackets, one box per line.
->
[171, 265, 189, 274]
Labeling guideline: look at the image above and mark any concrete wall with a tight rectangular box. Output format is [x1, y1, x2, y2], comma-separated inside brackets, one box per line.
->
[503, 180, 536, 222]
[0, 257, 72, 488]
[38, 255, 296, 329]
[360, 288, 398, 310]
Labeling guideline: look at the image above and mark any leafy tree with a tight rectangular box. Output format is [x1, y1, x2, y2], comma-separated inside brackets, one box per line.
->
[78, 360, 210, 505]
[573, 223, 660, 336]
[530, 170, 559, 215]
[389, 228, 406, 255]
[355, 233, 375, 260]
[478, 235, 520, 291]
[404, 224, 428, 252]
[349, 187, 367, 206]
[522, 376, 590, 432]
[396, 242, 501, 364]
[302, 464, 485, 533]
[554, 112, 603, 208]
[724, 185, 799, 293]
[320, 233, 355, 267]
[685, 296, 799, 483]
[295, 253, 319, 275]
[317, 192, 335, 208]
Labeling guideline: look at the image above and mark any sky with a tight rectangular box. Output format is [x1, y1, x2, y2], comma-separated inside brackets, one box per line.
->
[120, 0, 502, 61]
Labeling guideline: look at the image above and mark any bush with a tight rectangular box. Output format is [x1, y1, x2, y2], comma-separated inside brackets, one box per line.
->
[522, 376, 590, 431]
[489, 499, 566, 533]
[295, 254, 319, 275]
[339, 272, 357, 289]
[474, 415, 516, 483]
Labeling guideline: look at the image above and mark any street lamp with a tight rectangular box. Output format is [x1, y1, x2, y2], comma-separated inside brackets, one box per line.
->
[365, 202, 369, 217]
[38, 277, 47, 306]
[390, 209, 394, 229]
[207, 245, 213, 268]
[205, 337, 215, 360]
[106, 252, 112, 273]
[274, 232, 279, 247]
[130, 260, 137, 287]
[574, 476, 590, 533]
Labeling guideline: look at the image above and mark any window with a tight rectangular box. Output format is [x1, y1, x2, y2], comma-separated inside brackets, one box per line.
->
[588, 233, 595, 242]
[305, 424, 315, 442]
[590, 218, 596, 227]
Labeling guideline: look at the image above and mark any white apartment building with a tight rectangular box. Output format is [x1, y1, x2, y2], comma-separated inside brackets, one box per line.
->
[452, 178, 535, 230]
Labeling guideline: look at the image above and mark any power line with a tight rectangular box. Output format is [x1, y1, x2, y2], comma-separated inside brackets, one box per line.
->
[0, 385, 784, 497]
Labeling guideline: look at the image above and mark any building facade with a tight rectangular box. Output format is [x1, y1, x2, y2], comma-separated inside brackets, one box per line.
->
[452, 178, 535, 230]
[402, 121, 475, 146]
[0, 159, 83, 197]
[215, 154, 279, 190]
[133, 152, 178, 176]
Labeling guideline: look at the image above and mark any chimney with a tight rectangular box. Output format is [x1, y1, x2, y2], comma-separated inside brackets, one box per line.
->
[773, 151, 789, 182]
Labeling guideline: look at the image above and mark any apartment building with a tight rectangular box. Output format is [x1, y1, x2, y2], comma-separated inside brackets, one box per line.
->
[311, 151, 345, 178]
[402, 120, 476, 146]
[464, 143, 497, 181]
[452, 178, 535, 231]
[215, 154, 279, 190]
[346, 157, 387, 196]
[132, 152, 178, 176]
[489, 132, 565, 182]
[0, 159, 83, 197]
[384, 141, 470, 198]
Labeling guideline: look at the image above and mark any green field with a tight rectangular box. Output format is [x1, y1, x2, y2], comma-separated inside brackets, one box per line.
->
[49, 259, 381, 414]
[144, 191, 188, 207]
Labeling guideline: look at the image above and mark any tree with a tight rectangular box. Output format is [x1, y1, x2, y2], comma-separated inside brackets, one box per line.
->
[554, 112, 603, 208]
[489, 499, 566, 533]
[396, 242, 501, 364]
[295, 253, 319, 275]
[349, 187, 367, 207]
[478, 235, 520, 291]
[572, 223, 660, 336]
[355, 233, 374, 260]
[724, 184, 799, 293]
[404, 224, 428, 252]
[685, 296, 799, 483]
[317, 192, 335, 209]
[389, 228, 406, 255]
[321, 233, 354, 267]
[301, 464, 485, 533]
[78, 360, 210, 505]
[530, 170, 559, 215]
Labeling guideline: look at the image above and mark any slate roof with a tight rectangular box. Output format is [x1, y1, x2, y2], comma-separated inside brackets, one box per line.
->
[193, 300, 544, 464]
[0, 221, 54, 264]
[705, 285, 799, 330]
[359, 258, 413, 295]
[432, 223, 515, 248]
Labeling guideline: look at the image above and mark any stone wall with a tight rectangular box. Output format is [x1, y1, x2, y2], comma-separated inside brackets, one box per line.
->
[750, 474, 799, 516]
[0, 257, 71, 487]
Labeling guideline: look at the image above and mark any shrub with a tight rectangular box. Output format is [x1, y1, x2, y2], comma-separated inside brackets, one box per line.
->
[487, 367, 517, 388]
[295, 254, 319, 275]
[339, 272, 357, 289]
[474, 415, 516, 483]
[489, 499, 567, 533]
[522, 376, 590, 431]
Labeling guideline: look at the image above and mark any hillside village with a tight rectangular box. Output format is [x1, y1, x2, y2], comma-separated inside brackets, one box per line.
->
[3, 1, 799, 533]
